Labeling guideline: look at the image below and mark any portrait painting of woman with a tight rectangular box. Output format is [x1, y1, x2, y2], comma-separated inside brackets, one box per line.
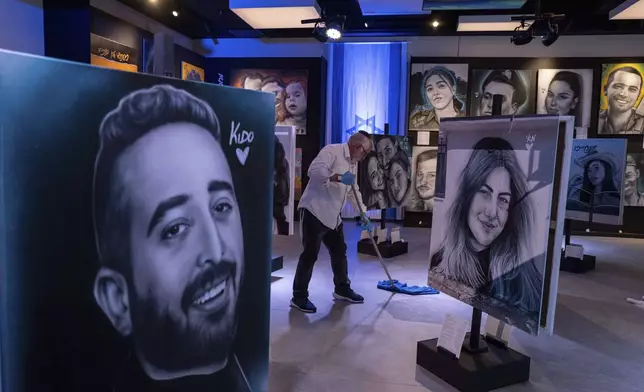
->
[408, 64, 468, 131]
[429, 117, 562, 335]
[565, 139, 626, 225]
[537, 69, 593, 127]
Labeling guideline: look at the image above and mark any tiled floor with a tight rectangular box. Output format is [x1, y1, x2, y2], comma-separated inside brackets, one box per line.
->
[269, 224, 644, 392]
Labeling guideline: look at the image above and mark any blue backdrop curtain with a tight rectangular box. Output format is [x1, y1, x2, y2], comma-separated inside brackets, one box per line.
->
[328, 42, 406, 218]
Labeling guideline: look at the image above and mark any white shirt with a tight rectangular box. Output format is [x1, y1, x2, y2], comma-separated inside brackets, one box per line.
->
[298, 143, 367, 229]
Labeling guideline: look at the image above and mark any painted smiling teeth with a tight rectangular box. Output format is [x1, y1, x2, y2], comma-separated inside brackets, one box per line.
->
[194, 280, 226, 305]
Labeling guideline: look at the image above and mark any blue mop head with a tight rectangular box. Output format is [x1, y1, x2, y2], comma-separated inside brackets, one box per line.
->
[377, 279, 439, 295]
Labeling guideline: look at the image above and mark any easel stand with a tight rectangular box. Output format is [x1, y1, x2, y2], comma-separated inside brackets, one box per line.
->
[560, 200, 596, 274]
[416, 95, 530, 392]
[416, 308, 531, 392]
[357, 123, 408, 259]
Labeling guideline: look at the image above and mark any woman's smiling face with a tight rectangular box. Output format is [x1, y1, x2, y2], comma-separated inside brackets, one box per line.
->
[467, 167, 511, 251]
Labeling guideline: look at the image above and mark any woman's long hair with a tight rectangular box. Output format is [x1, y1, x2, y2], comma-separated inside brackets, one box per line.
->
[548, 71, 583, 125]
[580, 159, 618, 205]
[434, 137, 541, 311]
[360, 153, 384, 209]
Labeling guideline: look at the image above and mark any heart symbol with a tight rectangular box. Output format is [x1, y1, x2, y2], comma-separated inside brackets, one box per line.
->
[236, 147, 249, 165]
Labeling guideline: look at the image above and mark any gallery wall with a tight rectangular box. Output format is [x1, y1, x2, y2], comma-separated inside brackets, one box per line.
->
[0, 0, 44, 55]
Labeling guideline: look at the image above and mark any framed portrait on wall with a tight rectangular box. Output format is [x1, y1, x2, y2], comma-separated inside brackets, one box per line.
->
[597, 63, 644, 135]
[181, 61, 205, 81]
[408, 64, 469, 131]
[231, 69, 309, 135]
[470, 69, 535, 117]
[537, 69, 593, 128]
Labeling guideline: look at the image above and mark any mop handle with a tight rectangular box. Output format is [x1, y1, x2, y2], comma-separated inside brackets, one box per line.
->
[350, 184, 395, 283]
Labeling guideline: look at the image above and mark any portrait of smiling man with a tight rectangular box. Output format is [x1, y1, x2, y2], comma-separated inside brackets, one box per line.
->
[92, 84, 250, 391]
[598, 65, 644, 135]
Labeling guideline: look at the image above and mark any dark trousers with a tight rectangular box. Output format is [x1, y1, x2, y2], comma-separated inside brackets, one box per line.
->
[293, 209, 350, 299]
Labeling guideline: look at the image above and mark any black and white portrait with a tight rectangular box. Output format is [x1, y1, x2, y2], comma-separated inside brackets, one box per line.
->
[405, 146, 438, 212]
[565, 139, 626, 225]
[537, 69, 593, 128]
[408, 64, 468, 131]
[93, 85, 248, 386]
[358, 135, 413, 210]
[624, 152, 644, 207]
[470, 69, 535, 117]
[598, 64, 644, 135]
[0, 50, 274, 392]
[274, 125, 296, 235]
[429, 116, 561, 335]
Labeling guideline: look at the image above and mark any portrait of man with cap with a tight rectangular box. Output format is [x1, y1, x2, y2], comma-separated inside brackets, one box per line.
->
[474, 69, 531, 116]
[567, 149, 622, 216]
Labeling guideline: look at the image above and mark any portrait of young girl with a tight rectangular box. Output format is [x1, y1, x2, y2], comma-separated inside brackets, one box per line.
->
[429, 117, 561, 335]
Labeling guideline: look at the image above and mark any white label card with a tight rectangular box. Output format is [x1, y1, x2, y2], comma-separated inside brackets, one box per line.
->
[565, 244, 584, 260]
[390, 227, 401, 243]
[437, 314, 470, 359]
[377, 228, 387, 244]
[417, 131, 431, 145]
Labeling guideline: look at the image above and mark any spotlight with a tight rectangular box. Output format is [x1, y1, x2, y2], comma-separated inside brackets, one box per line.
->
[541, 21, 559, 46]
[172, 10, 179, 17]
[326, 22, 342, 40]
[432, 20, 440, 28]
[511, 25, 533, 46]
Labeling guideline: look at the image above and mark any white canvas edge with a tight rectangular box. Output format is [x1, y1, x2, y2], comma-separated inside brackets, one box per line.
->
[543, 116, 575, 335]
[275, 125, 297, 236]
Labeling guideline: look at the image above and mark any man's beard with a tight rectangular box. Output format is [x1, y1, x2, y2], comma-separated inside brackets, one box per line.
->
[129, 280, 238, 375]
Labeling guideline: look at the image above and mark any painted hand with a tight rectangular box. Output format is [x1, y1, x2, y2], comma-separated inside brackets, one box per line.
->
[339, 171, 355, 185]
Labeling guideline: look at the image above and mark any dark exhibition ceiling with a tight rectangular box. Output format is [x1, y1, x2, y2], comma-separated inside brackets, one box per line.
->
[115, 0, 643, 39]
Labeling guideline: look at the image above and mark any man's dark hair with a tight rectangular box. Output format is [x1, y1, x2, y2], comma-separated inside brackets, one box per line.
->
[482, 70, 527, 108]
[605, 66, 643, 91]
[93, 84, 221, 277]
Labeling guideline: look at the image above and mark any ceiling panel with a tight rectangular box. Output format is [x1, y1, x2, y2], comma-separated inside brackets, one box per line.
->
[358, 0, 430, 15]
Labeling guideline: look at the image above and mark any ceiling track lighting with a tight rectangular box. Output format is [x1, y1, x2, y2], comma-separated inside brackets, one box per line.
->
[302, 14, 346, 43]
[510, 13, 563, 47]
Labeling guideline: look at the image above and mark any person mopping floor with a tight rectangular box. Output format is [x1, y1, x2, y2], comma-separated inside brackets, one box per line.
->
[290, 131, 374, 314]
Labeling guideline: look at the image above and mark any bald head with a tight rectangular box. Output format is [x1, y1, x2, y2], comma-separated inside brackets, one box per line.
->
[348, 131, 373, 163]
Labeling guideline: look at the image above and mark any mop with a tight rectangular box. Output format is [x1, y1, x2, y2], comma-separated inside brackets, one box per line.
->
[351, 184, 439, 296]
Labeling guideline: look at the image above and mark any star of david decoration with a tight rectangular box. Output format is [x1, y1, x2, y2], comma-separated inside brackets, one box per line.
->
[345, 115, 384, 136]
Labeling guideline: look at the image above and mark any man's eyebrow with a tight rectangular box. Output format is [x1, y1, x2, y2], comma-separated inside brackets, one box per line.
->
[147, 194, 190, 236]
[208, 180, 234, 194]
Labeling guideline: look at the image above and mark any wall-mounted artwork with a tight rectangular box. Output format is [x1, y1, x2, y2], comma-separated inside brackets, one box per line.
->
[537, 69, 593, 128]
[231, 69, 309, 135]
[625, 151, 644, 207]
[470, 69, 535, 116]
[405, 146, 438, 212]
[409, 64, 469, 131]
[359, 135, 412, 210]
[422, 0, 526, 10]
[429, 116, 561, 335]
[0, 49, 274, 391]
[90, 33, 138, 72]
[566, 139, 626, 225]
[274, 126, 296, 235]
[181, 61, 205, 81]
[597, 63, 644, 135]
